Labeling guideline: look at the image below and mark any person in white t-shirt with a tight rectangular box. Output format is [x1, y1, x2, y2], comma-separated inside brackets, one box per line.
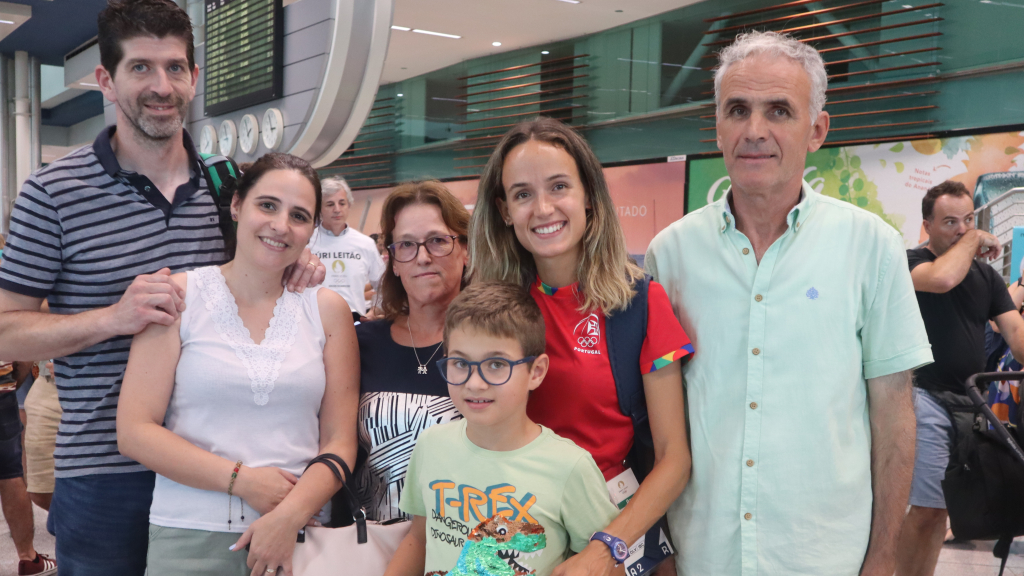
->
[308, 177, 386, 318]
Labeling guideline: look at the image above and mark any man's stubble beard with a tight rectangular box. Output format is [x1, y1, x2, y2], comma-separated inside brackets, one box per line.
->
[121, 92, 189, 142]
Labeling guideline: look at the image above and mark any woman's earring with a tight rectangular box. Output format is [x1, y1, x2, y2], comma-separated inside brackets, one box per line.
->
[504, 220, 512, 227]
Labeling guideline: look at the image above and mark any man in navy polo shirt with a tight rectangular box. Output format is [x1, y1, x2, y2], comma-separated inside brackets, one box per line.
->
[0, 1, 323, 574]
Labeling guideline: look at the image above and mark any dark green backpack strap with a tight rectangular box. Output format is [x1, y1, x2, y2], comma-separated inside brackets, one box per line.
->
[199, 153, 240, 255]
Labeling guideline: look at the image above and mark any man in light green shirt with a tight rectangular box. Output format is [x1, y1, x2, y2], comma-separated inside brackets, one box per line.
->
[645, 32, 932, 576]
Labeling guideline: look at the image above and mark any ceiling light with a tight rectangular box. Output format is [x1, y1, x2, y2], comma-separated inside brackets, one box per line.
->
[397, 94, 403, 97]
[391, 25, 411, 31]
[412, 29, 461, 39]
[80, 82, 99, 87]
[0, 19, 14, 24]
[542, 51, 550, 55]
[492, 42, 502, 47]
[557, 0, 581, 3]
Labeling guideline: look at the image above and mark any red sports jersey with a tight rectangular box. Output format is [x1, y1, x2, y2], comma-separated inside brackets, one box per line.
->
[527, 278, 694, 479]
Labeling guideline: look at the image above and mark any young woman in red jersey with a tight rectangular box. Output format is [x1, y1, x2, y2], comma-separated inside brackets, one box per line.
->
[470, 117, 693, 576]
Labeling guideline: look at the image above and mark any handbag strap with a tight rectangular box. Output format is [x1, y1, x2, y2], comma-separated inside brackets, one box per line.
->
[304, 453, 367, 543]
[305, 453, 352, 483]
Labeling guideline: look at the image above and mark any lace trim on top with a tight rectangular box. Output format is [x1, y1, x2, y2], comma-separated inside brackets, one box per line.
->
[194, 266, 302, 406]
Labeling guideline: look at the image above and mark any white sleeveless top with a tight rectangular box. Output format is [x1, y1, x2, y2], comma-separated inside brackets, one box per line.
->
[149, 266, 328, 532]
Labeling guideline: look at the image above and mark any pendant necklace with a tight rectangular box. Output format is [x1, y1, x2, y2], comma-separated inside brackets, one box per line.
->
[407, 317, 443, 375]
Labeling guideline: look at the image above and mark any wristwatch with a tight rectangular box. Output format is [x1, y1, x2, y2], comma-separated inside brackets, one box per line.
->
[591, 531, 629, 564]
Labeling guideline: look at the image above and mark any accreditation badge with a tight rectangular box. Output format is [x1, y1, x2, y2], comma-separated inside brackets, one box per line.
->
[606, 468, 675, 575]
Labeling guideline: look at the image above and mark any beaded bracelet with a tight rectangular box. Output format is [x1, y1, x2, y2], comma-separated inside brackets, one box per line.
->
[228, 460, 244, 529]
[228, 460, 242, 496]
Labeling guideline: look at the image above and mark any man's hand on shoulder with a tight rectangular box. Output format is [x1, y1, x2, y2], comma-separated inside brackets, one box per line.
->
[0, 269, 186, 360]
[283, 248, 326, 293]
[101, 267, 185, 335]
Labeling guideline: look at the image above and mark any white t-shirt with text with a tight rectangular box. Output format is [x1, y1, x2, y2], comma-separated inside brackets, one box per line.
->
[308, 225, 385, 315]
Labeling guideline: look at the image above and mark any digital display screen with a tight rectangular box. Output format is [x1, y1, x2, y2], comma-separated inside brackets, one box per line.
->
[204, 0, 283, 116]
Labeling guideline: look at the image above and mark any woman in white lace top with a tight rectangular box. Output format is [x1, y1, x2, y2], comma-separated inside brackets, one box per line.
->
[117, 154, 359, 576]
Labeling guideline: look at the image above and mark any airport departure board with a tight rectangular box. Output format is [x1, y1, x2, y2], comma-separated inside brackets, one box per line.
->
[204, 0, 283, 116]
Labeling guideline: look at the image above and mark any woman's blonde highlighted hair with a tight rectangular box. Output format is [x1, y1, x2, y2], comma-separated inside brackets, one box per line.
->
[469, 117, 641, 313]
[379, 181, 470, 321]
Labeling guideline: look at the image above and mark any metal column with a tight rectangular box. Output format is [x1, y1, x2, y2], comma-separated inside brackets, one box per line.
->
[0, 56, 10, 235]
[13, 51, 30, 192]
[30, 56, 41, 171]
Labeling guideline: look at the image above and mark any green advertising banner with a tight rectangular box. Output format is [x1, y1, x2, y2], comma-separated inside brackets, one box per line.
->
[687, 130, 1024, 247]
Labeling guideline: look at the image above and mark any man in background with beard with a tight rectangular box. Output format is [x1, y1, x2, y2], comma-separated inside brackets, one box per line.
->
[0, 1, 322, 574]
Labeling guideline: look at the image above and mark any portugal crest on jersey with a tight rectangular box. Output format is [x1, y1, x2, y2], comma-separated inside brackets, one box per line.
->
[573, 313, 602, 349]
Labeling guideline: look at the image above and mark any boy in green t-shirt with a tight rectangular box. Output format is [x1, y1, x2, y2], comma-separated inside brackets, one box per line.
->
[385, 282, 620, 576]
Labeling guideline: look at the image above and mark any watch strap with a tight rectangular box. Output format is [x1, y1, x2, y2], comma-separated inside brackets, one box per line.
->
[591, 531, 629, 563]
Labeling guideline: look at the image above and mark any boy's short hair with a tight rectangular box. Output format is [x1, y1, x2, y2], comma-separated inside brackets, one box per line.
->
[98, 0, 196, 78]
[444, 282, 545, 358]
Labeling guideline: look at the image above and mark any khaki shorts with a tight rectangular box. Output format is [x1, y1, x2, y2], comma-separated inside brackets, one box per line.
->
[148, 525, 252, 576]
[23, 376, 60, 494]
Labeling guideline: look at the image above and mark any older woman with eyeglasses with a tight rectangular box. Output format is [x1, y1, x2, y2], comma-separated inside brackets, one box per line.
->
[354, 181, 468, 524]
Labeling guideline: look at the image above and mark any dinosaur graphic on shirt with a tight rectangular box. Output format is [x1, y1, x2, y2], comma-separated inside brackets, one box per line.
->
[426, 515, 547, 576]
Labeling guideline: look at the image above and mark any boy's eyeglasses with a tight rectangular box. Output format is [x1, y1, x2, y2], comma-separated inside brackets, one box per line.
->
[388, 235, 460, 263]
[436, 356, 537, 386]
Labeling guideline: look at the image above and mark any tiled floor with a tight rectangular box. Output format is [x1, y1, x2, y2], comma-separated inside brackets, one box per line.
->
[1, 504, 1023, 575]
[936, 538, 1024, 576]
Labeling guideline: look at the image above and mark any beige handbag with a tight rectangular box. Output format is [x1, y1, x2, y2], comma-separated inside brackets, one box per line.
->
[293, 520, 410, 575]
[292, 454, 410, 576]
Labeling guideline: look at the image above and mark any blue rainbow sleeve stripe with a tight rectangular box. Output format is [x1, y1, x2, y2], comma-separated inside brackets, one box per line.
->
[641, 343, 695, 374]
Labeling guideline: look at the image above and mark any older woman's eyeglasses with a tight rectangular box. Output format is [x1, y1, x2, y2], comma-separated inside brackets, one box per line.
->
[388, 235, 459, 263]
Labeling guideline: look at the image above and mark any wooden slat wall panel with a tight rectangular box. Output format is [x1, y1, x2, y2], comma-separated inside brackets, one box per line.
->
[709, 0, 886, 34]
[705, 0, 850, 23]
[453, 55, 591, 174]
[703, 4, 944, 47]
[697, 0, 944, 145]
[320, 93, 397, 187]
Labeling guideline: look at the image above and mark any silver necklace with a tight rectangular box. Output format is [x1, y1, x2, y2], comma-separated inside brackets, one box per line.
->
[406, 318, 443, 375]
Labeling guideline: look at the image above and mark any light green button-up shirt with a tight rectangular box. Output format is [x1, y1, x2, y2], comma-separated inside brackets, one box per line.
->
[645, 182, 932, 576]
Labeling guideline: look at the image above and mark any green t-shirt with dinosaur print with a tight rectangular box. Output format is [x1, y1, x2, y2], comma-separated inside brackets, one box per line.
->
[400, 420, 620, 576]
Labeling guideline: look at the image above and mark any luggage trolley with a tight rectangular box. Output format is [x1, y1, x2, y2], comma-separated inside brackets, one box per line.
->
[942, 372, 1024, 576]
